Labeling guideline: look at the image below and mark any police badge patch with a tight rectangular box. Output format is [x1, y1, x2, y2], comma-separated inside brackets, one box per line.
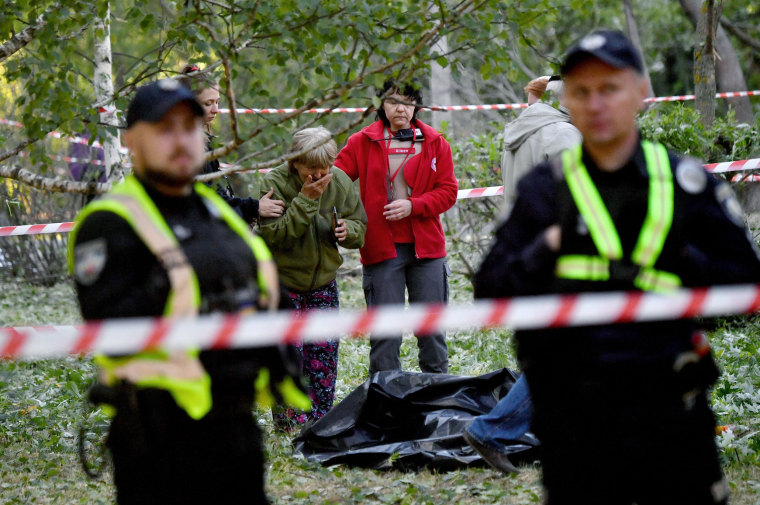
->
[715, 183, 745, 227]
[675, 158, 707, 195]
[74, 239, 107, 286]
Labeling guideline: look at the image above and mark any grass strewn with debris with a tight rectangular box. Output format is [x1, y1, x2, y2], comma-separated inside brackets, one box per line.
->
[1, 270, 759, 504]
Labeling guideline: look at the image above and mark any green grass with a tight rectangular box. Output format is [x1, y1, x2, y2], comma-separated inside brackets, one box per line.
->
[1, 266, 759, 504]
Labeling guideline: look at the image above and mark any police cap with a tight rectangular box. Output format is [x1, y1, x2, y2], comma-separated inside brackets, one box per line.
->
[561, 30, 644, 76]
[126, 79, 204, 129]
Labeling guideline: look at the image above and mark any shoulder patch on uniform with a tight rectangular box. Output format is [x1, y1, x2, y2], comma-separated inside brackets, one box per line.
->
[715, 182, 744, 227]
[74, 239, 107, 286]
[203, 199, 223, 218]
[172, 224, 192, 241]
[675, 157, 707, 194]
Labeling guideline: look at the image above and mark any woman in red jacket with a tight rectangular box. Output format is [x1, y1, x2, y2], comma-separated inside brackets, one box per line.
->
[334, 79, 458, 374]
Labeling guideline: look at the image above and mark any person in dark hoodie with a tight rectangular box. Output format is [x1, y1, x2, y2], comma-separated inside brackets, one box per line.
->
[500, 76, 581, 216]
[179, 65, 284, 223]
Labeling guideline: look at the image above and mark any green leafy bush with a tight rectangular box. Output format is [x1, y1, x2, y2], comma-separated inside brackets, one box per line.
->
[712, 316, 760, 466]
[445, 123, 505, 276]
[638, 103, 760, 163]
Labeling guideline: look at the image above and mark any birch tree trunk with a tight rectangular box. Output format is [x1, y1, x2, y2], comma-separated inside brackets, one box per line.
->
[694, 0, 718, 127]
[93, 2, 123, 182]
[430, 36, 454, 135]
[622, 0, 654, 98]
[679, 0, 753, 124]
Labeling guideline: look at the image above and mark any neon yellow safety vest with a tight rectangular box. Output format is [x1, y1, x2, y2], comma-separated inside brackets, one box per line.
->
[68, 175, 274, 419]
[555, 141, 681, 292]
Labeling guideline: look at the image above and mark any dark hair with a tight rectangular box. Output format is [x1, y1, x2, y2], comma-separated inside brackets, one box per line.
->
[375, 79, 423, 127]
[178, 64, 218, 95]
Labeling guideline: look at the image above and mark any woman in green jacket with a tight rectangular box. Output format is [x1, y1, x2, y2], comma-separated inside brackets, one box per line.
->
[258, 126, 366, 430]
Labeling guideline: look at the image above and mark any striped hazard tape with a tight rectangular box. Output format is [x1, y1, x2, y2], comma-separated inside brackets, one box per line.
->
[218, 91, 760, 115]
[3, 158, 759, 237]
[2, 90, 758, 147]
[3, 283, 760, 360]
[0, 222, 76, 237]
[705, 158, 760, 173]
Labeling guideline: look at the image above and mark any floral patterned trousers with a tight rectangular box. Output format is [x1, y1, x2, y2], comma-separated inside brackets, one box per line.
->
[273, 279, 340, 431]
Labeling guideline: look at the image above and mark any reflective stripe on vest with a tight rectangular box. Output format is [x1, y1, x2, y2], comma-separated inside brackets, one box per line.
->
[556, 142, 681, 292]
[68, 175, 275, 419]
[68, 175, 201, 315]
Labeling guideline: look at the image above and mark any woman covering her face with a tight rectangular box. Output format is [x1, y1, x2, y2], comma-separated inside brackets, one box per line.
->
[257, 126, 367, 430]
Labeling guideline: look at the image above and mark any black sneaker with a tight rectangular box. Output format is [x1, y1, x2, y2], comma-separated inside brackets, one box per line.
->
[463, 428, 520, 475]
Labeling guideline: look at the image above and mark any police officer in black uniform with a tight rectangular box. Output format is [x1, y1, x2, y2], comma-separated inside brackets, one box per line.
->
[70, 80, 306, 505]
[474, 30, 760, 505]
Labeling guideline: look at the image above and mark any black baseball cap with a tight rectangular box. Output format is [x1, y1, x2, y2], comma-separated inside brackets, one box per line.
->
[561, 30, 644, 76]
[126, 79, 204, 129]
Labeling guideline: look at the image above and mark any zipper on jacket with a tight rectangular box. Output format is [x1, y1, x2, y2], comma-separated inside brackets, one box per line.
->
[309, 213, 323, 291]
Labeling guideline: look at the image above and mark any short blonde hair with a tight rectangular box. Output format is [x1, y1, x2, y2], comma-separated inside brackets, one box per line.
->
[288, 127, 337, 171]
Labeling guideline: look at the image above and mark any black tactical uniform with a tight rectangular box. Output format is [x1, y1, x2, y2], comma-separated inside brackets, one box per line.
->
[72, 175, 284, 505]
[474, 139, 760, 504]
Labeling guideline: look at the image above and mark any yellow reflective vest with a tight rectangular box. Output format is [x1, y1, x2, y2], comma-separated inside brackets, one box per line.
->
[68, 175, 274, 419]
[555, 141, 681, 292]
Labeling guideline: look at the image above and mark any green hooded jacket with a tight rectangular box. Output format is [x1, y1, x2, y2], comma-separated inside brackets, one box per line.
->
[258, 165, 367, 292]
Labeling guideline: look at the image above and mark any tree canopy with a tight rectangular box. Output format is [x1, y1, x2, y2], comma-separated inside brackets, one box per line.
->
[0, 0, 758, 193]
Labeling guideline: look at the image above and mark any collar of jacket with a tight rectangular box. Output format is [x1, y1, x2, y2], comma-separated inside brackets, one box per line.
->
[580, 132, 650, 179]
[359, 118, 442, 144]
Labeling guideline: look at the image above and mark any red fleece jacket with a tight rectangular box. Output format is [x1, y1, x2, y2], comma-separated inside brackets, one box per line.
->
[335, 119, 458, 265]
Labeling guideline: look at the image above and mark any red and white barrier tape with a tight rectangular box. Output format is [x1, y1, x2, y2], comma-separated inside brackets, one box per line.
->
[644, 90, 760, 103]
[0, 118, 127, 153]
[16, 150, 240, 171]
[18, 151, 108, 166]
[1, 159, 758, 237]
[2, 91, 758, 147]
[452, 159, 760, 199]
[704, 159, 760, 174]
[0, 222, 76, 236]
[218, 103, 531, 114]
[3, 283, 760, 360]
[457, 186, 504, 199]
[217, 91, 760, 115]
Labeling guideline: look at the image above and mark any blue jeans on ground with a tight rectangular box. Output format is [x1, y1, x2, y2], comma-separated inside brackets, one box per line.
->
[466, 373, 533, 451]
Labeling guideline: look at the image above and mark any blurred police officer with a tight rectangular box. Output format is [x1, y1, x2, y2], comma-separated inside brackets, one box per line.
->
[474, 30, 760, 505]
[69, 79, 307, 505]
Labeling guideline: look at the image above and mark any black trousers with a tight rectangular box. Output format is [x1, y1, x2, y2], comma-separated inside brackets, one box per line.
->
[108, 389, 269, 505]
[522, 359, 727, 505]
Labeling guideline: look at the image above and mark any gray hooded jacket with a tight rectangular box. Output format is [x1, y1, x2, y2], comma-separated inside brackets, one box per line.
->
[501, 102, 581, 213]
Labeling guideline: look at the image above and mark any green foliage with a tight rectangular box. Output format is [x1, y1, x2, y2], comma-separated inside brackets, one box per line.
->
[444, 123, 504, 275]
[712, 316, 760, 466]
[638, 103, 760, 163]
[0, 0, 555, 175]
